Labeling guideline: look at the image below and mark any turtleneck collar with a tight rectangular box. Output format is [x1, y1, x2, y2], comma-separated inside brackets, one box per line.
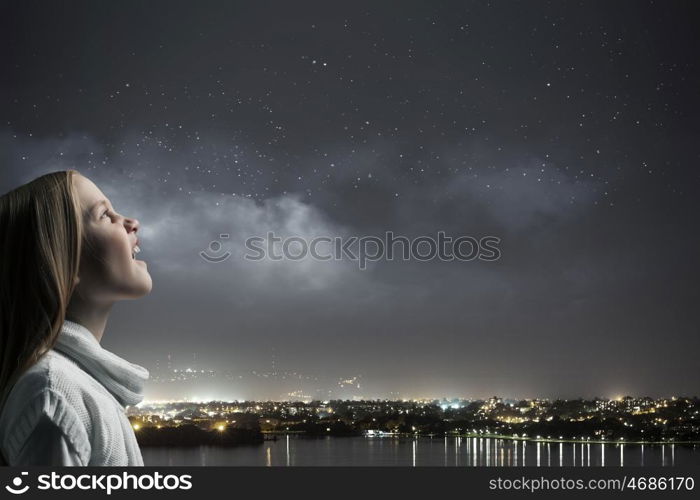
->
[53, 320, 149, 408]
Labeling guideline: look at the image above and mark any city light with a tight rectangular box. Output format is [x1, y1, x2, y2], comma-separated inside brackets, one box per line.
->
[125, 395, 699, 445]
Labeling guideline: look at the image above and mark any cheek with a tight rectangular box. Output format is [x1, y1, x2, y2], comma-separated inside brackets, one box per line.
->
[88, 233, 129, 269]
[82, 232, 138, 292]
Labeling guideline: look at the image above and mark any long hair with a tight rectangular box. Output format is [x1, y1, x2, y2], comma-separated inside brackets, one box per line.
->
[0, 170, 83, 413]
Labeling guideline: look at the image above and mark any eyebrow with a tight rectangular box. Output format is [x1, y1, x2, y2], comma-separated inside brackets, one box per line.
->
[90, 199, 109, 215]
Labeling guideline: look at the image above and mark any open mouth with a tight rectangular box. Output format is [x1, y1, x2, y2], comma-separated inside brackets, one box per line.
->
[132, 245, 141, 260]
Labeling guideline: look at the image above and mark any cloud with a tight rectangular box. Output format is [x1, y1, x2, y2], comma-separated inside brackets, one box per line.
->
[6, 128, 696, 399]
[0, 129, 381, 298]
[451, 163, 598, 231]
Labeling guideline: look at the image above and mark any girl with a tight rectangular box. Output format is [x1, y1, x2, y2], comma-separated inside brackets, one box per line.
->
[0, 170, 152, 465]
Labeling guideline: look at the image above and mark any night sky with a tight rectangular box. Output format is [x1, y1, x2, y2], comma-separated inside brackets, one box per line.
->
[2, 1, 699, 400]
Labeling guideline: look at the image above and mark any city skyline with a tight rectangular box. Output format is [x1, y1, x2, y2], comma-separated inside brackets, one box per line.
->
[143, 351, 699, 402]
[2, 1, 699, 399]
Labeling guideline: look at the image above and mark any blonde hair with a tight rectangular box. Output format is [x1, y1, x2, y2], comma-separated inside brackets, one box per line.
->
[0, 170, 83, 411]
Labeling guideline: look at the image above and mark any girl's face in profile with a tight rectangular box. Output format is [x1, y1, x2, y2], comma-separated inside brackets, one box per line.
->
[72, 174, 152, 302]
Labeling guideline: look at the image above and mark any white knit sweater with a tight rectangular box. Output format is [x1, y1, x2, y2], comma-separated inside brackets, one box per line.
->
[0, 320, 149, 466]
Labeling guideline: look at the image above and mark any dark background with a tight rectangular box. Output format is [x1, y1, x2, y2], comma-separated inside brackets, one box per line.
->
[1, 0, 699, 400]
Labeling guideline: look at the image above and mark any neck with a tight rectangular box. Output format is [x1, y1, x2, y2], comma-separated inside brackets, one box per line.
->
[65, 298, 113, 343]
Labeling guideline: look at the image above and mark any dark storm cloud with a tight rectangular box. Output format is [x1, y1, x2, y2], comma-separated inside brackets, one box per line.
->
[2, 1, 699, 399]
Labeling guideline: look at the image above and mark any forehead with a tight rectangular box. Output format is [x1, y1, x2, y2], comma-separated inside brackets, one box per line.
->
[73, 174, 109, 210]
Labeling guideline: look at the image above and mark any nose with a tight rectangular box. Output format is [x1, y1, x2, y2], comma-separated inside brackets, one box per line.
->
[124, 216, 140, 234]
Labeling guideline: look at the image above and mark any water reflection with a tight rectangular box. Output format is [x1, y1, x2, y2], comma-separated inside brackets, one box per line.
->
[141, 436, 700, 467]
[286, 435, 290, 466]
[620, 444, 624, 467]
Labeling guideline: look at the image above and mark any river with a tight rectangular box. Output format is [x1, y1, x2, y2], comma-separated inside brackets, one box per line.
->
[141, 435, 700, 466]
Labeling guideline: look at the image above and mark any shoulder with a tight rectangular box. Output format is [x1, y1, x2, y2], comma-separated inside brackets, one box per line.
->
[5, 349, 97, 401]
[0, 351, 92, 464]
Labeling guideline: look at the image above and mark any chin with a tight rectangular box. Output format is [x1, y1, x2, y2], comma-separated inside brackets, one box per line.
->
[136, 274, 153, 296]
[126, 270, 153, 298]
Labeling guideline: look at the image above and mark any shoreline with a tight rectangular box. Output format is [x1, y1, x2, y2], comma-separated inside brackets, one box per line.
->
[262, 430, 700, 445]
